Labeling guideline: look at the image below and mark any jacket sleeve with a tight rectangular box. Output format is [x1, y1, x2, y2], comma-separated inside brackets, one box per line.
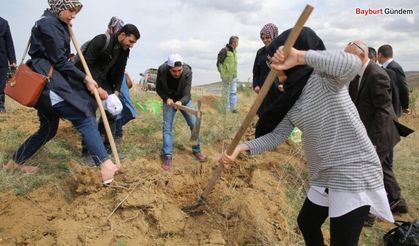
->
[36, 19, 85, 81]
[252, 50, 261, 88]
[156, 65, 169, 103]
[5, 21, 16, 64]
[179, 69, 192, 105]
[112, 50, 128, 93]
[82, 34, 106, 83]
[392, 65, 410, 110]
[305, 50, 361, 91]
[246, 116, 294, 155]
[367, 70, 394, 149]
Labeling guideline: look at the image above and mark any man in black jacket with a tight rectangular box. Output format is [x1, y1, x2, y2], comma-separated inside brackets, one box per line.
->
[0, 17, 16, 113]
[156, 53, 205, 171]
[347, 41, 409, 215]
[76, 23, 140, 157]
[378, 44, 410, 115]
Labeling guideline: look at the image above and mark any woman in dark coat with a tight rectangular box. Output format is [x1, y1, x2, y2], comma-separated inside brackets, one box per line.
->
[252, 23, 281, 116]
[3, 0, 118, 184]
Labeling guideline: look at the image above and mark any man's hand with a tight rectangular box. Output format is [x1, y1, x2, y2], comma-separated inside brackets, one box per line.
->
[174, 101, 182, 109]
[403, 108, 411, 115]
[166, 98, 175, 107]
[254, 86, 260, 94]
[97, 87, 108, 100]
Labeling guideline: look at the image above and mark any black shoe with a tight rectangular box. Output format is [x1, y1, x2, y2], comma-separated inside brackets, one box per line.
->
[390, 199, 409, 214]
[364, 213, 376, 227]
[231, 109, 239, 114]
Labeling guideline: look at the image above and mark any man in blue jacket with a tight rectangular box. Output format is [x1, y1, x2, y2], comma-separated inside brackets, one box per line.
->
[0, 17, 16, 113]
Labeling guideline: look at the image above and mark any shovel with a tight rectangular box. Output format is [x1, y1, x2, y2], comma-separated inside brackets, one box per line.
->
[176, 100, 202, 142]
[68, 26, 121, 167]
[181, 4, 314, 212]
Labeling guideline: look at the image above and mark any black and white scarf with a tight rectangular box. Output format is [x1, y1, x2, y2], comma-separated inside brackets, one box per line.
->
[48, 0, 83, 16]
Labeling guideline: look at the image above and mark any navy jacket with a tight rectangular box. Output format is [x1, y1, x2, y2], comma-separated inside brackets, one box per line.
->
[387, 60, 410, 111]
[29, 10, 96, 117]
[0, 17, 16, 68]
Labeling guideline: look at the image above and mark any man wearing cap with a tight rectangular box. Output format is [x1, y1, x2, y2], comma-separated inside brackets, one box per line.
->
[75, 20, 140, 160]
[156, 53, 206, 171]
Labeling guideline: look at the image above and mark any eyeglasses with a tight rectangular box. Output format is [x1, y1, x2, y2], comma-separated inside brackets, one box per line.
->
[348, 42, 365, 53]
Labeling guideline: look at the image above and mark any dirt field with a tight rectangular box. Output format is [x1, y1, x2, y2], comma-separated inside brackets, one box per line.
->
[0, 92, 417, 245]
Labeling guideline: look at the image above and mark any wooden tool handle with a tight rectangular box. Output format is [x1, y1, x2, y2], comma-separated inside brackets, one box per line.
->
[68, 26, 121, 167]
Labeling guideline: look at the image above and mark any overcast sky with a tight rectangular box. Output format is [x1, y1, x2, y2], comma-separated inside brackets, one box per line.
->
[1, 0, 418, 85]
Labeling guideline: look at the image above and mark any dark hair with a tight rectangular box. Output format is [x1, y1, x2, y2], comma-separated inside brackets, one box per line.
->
[368, 47, 377, 59]
[378, 44, 393, 58]
[229, 36, 239, 45]
[118, 24, 141, 40]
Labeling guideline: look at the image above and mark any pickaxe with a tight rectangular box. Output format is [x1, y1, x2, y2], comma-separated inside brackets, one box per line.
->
[176, 100, 202, 143]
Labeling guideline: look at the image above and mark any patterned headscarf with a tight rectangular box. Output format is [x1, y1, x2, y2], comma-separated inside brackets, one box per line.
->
[106, 16, 125, 35]
[260, 23, 279, 40]
[48, 0, 83, 16]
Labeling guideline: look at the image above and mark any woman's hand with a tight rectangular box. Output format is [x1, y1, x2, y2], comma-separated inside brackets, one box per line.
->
[270, 46, 306, 71]
[218, 143, 249, 169]
[84, 76, 98, 93]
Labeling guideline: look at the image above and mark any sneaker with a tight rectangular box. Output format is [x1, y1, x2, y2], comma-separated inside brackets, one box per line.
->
[364, 213, 376, 227]
[390, 199, 409, 214]
[231, 109, 239, 114]
[193, 152, 206, 162]
[0, 108, 5, 113]
[162, 155, 172, 171]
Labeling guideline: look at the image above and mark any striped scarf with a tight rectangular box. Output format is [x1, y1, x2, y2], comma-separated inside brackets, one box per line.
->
[48, 0, 83, 16]
[260, 23, 279, 40]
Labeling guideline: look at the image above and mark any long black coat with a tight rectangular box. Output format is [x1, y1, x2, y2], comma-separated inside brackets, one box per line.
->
[28, 10, 96, 117]
[0, 17, 16, 68]
[252, 46, 281, 116]
[348, 61, 400, 155]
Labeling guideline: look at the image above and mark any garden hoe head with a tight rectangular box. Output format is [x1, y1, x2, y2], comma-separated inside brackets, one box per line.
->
[176, 100, 202, 143]
[190, 100, 202, 143]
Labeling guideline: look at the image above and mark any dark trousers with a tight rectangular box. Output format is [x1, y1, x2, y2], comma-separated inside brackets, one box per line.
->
[297, 198, 370, 246]
[13, 101, 109, 166]
[379, 149, 402, 203]
[0, 67, 7, 108]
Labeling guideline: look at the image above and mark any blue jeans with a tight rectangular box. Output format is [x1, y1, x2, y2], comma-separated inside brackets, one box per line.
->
[222, 77, 238, 110]
[13, 101, 109, 166]
[162, 100, 200, 156]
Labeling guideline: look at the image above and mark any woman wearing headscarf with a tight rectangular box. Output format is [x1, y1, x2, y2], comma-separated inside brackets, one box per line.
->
[3, 0, 119, 184]
[220, 27, 393, 245]
[252, 23, 281, 116]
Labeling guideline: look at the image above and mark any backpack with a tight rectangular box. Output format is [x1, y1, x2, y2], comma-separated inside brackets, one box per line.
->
[73, 33, 111, 64]
[216, 47, 228, 69]
[383, 220, 419, 246]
